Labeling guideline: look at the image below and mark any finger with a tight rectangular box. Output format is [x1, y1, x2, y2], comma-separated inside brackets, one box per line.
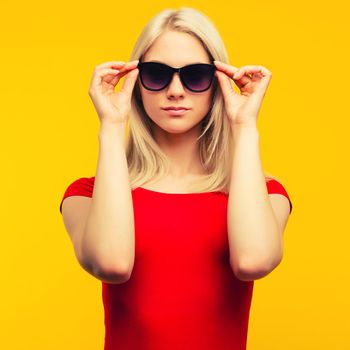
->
[107, 62, 138, 86]
[213, 60, 250, 88]
[234, 65, 271, 80]
[120, 68, 139, 96]
[118, 60, 139, 69]
[213, 60, 239, 78]
[92, 61, 140, 87]
[91, 68, 120, 87]
[235, 66, 272, 97]
[95, 59, 139, 70]
[95, 61, 126, 70]
[114, 60, 139, 76]
[215, 70, 237, 101]
[109, 69, 129, 86]
[250, 71, 265, 82]
[233, 69, 252, 88]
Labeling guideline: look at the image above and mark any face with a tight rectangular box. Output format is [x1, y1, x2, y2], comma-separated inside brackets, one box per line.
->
[138, 30, 215, 136]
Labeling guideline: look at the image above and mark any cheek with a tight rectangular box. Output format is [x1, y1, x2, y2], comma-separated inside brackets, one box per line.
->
[139, 86, 153, 106]
[193, 93, 212, 112]
[140, 91, 161, 117]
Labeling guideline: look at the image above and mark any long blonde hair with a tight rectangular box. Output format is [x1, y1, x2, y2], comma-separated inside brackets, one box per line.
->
[125, 7, 278, 194]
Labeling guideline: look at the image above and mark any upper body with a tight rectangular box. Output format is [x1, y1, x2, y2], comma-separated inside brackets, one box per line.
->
[60, 176, 292, 350]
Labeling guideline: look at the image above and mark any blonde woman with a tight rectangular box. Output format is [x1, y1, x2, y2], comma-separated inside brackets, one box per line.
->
[60, 7, 293, 350]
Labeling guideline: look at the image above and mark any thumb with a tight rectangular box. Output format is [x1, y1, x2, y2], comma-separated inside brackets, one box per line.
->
[216, 70, 237, 102]
[120, 68, 139, 96]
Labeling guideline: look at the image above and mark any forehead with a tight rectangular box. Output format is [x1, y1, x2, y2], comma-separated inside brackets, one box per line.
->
[143, 31, 211, 66]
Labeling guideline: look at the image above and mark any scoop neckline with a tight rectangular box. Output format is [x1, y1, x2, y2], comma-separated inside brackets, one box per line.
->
[136, 186, 221, 195]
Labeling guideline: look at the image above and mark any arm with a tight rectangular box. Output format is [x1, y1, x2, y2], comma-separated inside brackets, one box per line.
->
[227, 123, 285, 281]
[79, 123, 135, 281]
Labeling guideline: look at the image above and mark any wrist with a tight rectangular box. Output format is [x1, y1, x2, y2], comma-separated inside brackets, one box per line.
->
[99, 122, 126, 141]
[231, 122, 259, 139]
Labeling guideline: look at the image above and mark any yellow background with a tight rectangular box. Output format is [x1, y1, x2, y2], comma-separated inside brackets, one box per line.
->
[1, 0, 349, 349]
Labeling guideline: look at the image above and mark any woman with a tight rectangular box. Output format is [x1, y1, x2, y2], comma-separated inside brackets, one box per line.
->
[60, 7, 293, 350]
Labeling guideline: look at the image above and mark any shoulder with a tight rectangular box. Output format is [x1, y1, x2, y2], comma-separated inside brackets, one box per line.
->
[265, 176, 293, 214]
[60, 176, 95, 214]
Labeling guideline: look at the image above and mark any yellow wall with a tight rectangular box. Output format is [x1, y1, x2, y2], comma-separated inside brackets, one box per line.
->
[1, 0, 349, 349]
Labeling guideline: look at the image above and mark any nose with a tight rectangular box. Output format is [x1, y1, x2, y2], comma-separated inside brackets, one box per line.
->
[166, 72, 186, 97]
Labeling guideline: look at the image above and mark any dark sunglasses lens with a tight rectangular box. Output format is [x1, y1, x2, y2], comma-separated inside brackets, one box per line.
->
[140, 63, 171, 90]
[182, 64, 214, 91]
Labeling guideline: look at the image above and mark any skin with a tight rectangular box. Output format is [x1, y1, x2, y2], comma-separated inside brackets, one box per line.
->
[86, 29, 289, 278]
[138, 30, 215, 179]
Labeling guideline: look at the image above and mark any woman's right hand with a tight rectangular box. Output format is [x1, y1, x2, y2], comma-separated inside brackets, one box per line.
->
[88, 59, 139, 125]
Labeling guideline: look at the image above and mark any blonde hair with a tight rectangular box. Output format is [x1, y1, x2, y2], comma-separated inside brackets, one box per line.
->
[125, 7, 278, 194]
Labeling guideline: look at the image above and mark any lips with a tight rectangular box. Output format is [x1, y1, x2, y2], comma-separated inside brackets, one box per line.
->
[162, 106, 189, 110]
[162, 108, 190, 116]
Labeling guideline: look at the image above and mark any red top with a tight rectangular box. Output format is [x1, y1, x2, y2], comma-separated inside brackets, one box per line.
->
[60, 177, 292, 350]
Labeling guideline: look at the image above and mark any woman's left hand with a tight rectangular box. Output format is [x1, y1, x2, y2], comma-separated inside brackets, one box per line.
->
[214, 61, 272, 126]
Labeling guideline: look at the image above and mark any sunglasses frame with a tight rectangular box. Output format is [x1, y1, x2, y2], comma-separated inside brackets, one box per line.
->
[137, 61, 217, 92]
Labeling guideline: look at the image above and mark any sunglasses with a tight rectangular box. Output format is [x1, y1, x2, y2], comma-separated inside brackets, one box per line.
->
[137, 61, 217, 92]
